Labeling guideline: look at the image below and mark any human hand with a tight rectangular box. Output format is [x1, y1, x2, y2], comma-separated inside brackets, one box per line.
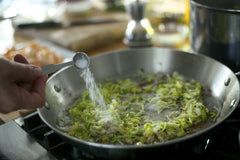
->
[0, 54, 47, 113]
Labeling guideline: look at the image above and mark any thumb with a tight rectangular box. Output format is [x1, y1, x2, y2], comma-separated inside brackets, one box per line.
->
[14, 54, 29, 64]
[9, 62, 43, 82]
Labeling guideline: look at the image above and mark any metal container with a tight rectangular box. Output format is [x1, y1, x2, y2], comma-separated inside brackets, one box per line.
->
[190, 0, 240, 72]
[123, 0, 153, 47]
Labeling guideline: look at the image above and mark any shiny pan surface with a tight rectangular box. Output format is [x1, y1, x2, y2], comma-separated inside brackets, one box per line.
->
[38, 47, 239, 159]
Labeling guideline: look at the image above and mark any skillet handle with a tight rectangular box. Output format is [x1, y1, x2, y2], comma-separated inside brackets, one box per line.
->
[235, 72, 240, 76]
[234, 72, 240, 84]
[233, 72, 240, 109]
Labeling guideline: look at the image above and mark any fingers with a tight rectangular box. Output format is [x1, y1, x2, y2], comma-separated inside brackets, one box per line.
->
[12, 54, 47, 109]
[12, 75, 47, 111]
[0, 54, 48, 113]
[6, 54, 42, 82]
[22, 75, 48, 109]
[32, 75, 48, 100]
[8, 61, 43, 82]
[12, 54, 39, 91]
[0, 76, 47, 113]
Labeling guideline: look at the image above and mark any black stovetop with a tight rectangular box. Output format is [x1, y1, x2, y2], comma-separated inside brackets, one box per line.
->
[1, 108, 240, 160]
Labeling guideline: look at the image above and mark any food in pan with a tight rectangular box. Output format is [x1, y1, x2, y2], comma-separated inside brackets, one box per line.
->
[2, 41, 64, 66]
[57, 71, 219, 145]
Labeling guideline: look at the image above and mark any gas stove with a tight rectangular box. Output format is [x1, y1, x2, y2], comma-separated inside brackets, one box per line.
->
[1, 109, 240, 160]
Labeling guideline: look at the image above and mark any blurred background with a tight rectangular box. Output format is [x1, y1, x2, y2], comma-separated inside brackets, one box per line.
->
[0, 0, 190, 54]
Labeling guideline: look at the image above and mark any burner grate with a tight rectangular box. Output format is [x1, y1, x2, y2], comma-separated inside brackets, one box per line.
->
[19, 110, 240, 160]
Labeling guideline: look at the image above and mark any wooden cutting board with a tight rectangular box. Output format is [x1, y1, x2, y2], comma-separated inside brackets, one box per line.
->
[15, 21, 128, 52]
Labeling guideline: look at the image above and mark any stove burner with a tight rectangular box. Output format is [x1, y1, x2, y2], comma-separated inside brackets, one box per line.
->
[3, 107, 240, 160]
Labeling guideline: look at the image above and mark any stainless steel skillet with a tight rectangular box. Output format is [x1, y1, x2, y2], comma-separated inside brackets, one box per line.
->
[38, 47, 239, 160]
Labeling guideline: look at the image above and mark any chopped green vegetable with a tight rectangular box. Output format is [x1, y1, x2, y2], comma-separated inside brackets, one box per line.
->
[57, 72, 219, 145]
